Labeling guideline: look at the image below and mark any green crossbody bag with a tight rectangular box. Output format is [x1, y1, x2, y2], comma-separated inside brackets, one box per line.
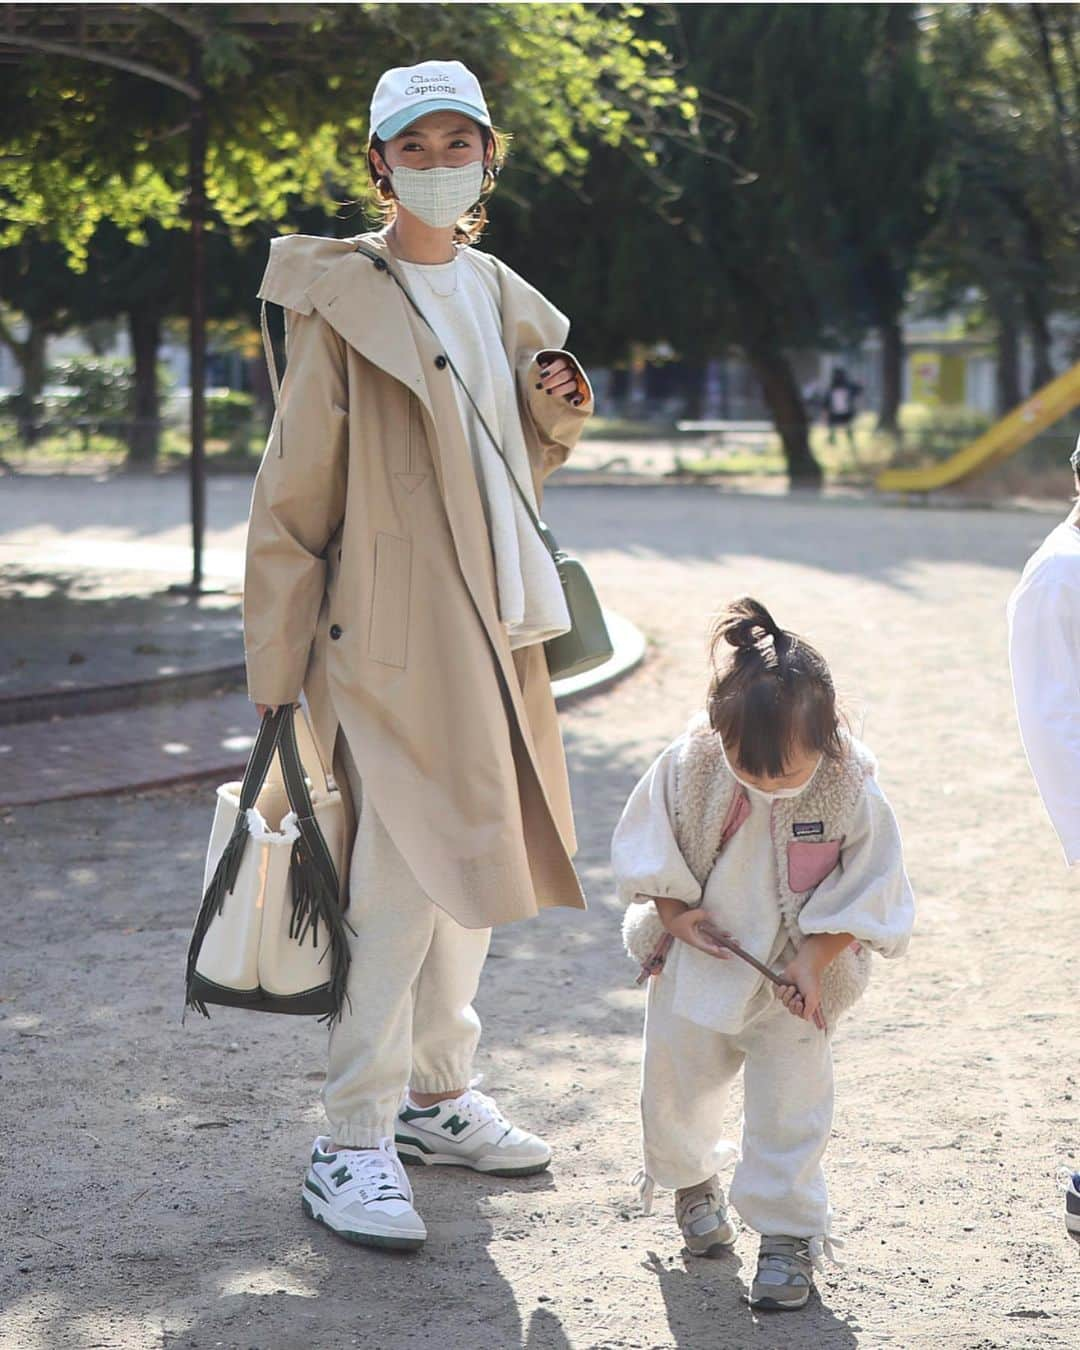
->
[353, 244, 614, 681]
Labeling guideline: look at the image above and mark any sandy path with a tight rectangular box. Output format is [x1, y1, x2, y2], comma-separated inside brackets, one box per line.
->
[2, 483, 1077, 1349]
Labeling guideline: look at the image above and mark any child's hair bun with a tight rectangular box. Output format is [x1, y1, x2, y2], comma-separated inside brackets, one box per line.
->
[716, 596, 784, 652]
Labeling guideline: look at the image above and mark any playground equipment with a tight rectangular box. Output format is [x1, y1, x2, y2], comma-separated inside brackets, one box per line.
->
[876, 360, 1080, 493]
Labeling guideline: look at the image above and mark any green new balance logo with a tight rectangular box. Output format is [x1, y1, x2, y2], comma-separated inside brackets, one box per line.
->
[330, 1164, 352, 1186]
[442, 1114, 469, 1136]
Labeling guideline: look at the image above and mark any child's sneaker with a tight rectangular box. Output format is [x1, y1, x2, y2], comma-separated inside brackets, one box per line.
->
[302, 1136, 426, 1250]
[395, 1086, 551, 1176]
[749, 1235, 816, 1310]
[675, 1175, 738, 1256]
[1067, 1172, 1080, 1235]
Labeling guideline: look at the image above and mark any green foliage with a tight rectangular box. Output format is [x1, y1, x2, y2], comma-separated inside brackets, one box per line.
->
[46, 355, 133, 448]
[206, 389, 256, 453]
[0, 4, 697, 268]
[49, 356, 132, 420]
[917, 4, 1080, 382]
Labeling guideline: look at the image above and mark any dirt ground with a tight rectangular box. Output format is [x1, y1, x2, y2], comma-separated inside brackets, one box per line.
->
[2, 482, 1078, 1349]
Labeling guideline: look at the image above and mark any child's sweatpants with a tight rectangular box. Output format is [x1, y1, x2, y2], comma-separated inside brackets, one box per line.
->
[321, 738, 492, 1147]
[641, 966, 834, 1238]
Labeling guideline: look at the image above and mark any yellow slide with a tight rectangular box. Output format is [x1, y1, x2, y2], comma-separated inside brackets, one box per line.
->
[876, 360, 1080, 492]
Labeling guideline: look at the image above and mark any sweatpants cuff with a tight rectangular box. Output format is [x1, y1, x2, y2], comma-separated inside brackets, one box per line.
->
[409, 1066, 473, 1095]
[323, 1099, 401, 1148]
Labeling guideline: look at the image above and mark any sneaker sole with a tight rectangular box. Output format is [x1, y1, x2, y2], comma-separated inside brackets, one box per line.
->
[685, 1223, 739, 1257]
[301, 1194, 426, 1251]
[396, 1139, 551, 1178]
[748, 1289, 812, 1311]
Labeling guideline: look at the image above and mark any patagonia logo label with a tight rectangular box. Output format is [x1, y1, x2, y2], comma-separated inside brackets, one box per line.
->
[793, 821, 825, 838]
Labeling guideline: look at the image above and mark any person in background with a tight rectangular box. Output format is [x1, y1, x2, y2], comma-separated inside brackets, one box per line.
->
[1006, 437, 1080, 1237]
[824, 367, 862, 450]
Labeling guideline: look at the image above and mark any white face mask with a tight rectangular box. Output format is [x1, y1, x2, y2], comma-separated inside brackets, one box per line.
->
[390, 161, 485, 230]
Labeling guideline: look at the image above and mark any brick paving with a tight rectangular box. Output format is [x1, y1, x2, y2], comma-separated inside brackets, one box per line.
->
[0, 476, 645, 807]
[0, 690, 257, 808]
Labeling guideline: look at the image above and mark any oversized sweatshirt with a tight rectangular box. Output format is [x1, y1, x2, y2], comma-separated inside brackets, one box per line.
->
[1007, 519, 1080, 866]
[612, 721, 914, 1033]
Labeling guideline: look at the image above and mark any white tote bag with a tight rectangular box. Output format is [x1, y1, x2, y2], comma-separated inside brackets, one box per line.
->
[185, 705, 353, 1022]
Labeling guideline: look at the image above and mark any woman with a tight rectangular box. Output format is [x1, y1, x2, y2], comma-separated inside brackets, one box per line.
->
[245, 60, 593, 1251]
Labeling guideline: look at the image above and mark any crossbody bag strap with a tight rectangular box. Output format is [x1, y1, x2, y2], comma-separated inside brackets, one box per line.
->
[260, 300, 286, 457]
[352, 243, 560, 559]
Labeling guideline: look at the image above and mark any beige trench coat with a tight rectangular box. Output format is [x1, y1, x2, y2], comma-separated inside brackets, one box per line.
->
[244, 230, 593, 928]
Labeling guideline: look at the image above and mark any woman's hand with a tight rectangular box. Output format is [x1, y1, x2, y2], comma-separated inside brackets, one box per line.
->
[654, 896, 732, 961]
[536, 354, 587, 407]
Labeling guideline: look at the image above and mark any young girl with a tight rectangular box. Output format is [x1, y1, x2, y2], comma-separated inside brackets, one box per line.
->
[613, 598, 914, 1309]
[246, 60, 592, 1251]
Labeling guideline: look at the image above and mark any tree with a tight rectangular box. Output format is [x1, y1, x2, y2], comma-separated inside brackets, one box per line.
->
[0, 3, 699, 473]
[658, 5, 940, 481]
[0, 4, 698, 262]
[921, 4, 1080, 410]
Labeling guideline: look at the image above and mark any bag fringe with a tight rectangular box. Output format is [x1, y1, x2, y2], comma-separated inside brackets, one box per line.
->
[288, 836, 356, 1027]
[184, 811, 250, 1018]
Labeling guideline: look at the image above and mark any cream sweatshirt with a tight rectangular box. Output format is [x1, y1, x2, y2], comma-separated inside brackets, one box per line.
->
[398, 251, 571, 650]
[612, 738, 913, 1033]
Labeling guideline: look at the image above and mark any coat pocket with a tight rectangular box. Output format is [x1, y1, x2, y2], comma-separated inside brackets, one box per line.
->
[787, 839, 841, 893]
[368, 532, 412, 668]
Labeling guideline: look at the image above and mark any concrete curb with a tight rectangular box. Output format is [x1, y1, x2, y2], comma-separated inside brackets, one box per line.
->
[3, 610, 646, 807]
[0, 663, 247, 727]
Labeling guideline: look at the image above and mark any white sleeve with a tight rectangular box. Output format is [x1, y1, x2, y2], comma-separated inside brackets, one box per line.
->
[798, 779, 915, 958]
[1008, 573, 1080, 866]
[611, 742, 702, 908]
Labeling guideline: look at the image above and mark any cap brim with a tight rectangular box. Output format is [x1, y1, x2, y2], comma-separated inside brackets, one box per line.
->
[375, 100, 491, 142]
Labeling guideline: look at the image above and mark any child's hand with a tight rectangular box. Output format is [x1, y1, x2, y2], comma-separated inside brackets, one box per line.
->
[654, 897, 733, 961]
[778, 945, 827, 1031]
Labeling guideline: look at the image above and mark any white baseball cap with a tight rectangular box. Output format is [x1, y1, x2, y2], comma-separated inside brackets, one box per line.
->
[370, 60, 492, 143]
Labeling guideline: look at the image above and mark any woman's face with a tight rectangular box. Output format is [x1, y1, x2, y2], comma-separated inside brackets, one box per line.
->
[373, 110, 488, 177]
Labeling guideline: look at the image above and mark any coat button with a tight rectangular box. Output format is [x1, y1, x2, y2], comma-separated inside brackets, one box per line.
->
[329, 624, 342, 640]
[374, 258, 387, 272]
[434, 355, 448, 370]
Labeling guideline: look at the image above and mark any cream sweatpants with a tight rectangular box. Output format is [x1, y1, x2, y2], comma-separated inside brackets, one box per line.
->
[321, 740, 492, 1146]
[641, 969, 834, 1238]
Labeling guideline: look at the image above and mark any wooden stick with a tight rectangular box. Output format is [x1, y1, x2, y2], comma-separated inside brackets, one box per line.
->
[703, 925, 828, 1032]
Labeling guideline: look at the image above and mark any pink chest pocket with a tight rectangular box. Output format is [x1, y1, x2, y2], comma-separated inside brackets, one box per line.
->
[787, 839, 841, 893]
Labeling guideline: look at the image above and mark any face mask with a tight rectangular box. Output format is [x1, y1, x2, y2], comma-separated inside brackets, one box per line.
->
[390, 162, 485, 230]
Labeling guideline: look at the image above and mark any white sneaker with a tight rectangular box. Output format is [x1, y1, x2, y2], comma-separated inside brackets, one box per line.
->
[395, 1086, 552, 1176]
[1067, 1172, 1080, 1235]
[302, 1136, 427, 1250]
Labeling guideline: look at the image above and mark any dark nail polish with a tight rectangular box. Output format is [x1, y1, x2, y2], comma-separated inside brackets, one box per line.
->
[546, 389, 552, 395]
[535, 382, 543, 389]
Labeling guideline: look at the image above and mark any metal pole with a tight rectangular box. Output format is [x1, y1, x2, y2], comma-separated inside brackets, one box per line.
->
[188, 35, 207, 593]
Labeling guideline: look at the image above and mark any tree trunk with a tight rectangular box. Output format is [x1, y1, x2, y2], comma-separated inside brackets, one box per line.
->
[127, 309, 161, 465]
[19, 323, 48, 446]
[878, 318, 904, 435]
[683, 362, 707, 420]
[744, 344, 822, 486]
[995, 311, 1022, 415]
[1024, 294, 1054, 392]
